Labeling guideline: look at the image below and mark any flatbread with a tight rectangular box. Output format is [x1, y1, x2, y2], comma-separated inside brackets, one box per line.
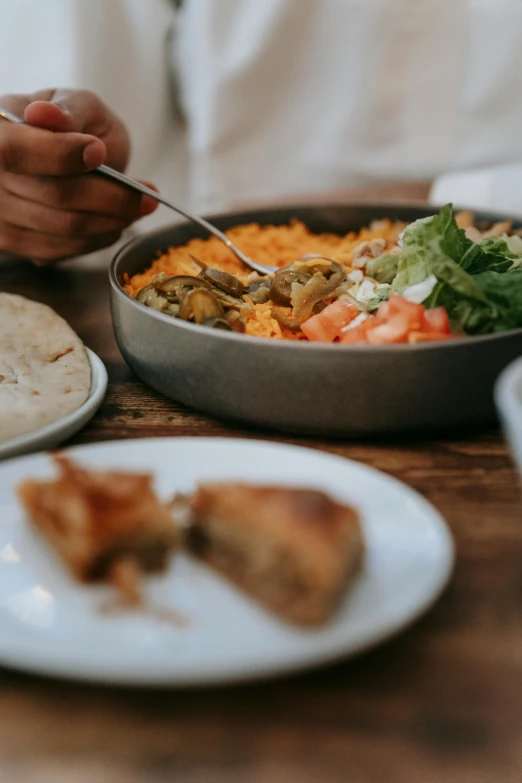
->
[0, 294, 91, 442]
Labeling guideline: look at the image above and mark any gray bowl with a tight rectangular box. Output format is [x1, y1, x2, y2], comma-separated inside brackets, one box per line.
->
[110, 203, 522, 436]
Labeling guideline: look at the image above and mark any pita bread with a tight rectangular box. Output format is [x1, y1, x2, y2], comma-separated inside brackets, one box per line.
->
[0, 294, 91, 443]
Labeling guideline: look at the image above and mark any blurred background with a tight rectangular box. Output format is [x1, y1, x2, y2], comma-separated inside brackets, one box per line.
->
[2, 0, 522, 244]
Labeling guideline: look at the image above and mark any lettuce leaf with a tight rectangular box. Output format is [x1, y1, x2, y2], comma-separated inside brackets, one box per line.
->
[474, 268, 522, 328]
[505, 234, 522, 259]
[423, 263, 522, 334]
[388, 204, 522, 334]
[424, 281, 501, 334]
[438, 206, 473, 263]
[365, 253, 398, 284]
[391, 204, 470, 294]
[427, 254, 488, 304]
[394, 204, 522, 287]
[461, 235, 519, 275]
[402, 274, 438, 304]
[359, 204, 522, 334]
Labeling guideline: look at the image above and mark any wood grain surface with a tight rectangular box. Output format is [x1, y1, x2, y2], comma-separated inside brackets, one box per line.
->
[0, 190, 521, 783]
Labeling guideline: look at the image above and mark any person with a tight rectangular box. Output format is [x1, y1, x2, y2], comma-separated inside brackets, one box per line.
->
[1, 0, 522, 265]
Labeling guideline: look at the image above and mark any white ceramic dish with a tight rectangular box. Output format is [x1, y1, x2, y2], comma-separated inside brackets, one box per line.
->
[0, 437, 454, 686]
[495, 356, 522, 477]
[0, 349, 107, 461]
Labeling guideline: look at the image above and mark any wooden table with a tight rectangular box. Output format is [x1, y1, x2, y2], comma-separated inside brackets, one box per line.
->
[1, 195, 521, 783]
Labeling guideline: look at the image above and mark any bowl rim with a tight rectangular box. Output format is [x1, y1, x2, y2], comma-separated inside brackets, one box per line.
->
[110, 201, 522, 354]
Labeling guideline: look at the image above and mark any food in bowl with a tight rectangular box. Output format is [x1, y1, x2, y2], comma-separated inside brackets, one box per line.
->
[0, 294, 91, 442]
[123, 204, 522, 344]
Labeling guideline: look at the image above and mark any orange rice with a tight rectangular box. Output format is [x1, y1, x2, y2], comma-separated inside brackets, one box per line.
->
[124, 219, 406, 339]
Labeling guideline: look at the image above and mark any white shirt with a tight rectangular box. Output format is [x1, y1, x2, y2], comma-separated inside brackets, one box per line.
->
[1, 0, 522, 239]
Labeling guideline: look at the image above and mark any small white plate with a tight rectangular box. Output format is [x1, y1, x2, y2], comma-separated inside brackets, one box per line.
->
[495, 355, 522, 479]
[0, 349, 107, 461]
[0, 437, 454, 686]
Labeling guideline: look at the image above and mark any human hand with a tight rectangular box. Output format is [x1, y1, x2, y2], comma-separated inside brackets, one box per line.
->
[0, 89, 158, 263]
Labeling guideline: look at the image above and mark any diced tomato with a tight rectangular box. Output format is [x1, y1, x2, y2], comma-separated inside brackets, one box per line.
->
[339, 324, 369, 344]
[301, 300, 359, 342]
[386, 295, 424, 330]
[366, 313, 410, 344]
[375, 300, 392, 319]
[422, 307, 451, 335]
[338, 295, 455, 347]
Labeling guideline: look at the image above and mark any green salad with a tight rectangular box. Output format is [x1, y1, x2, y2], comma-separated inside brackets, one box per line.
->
[366, 203, 522, 335]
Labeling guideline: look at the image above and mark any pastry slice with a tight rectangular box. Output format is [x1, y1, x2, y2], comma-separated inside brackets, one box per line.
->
[184, 484, 364, 626]
[18, 456, 179, 602]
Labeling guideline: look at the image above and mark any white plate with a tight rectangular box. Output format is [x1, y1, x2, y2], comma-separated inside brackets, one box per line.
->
[0, 349, 107, 461]
[0, 437, 454, 686]
[495, 355, 522, 479]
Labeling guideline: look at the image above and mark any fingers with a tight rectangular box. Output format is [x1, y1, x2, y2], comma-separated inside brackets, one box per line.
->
[0, 173, 157, 262]
[0, 89, 154, 262]
[0, 220, 122, 263]
[0, 89, 108, 173]
[0, 186, 139, 240]
[24, 89, 131, 172]
[23, 101, 81, 133]
[2, 172, 158, 220]
[0, 121, 106, 175]
[0, 90, 55, 119]
[38, 89, 111, 135]
[0, 88, 130, 175]
[24, 90, 111, 136]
